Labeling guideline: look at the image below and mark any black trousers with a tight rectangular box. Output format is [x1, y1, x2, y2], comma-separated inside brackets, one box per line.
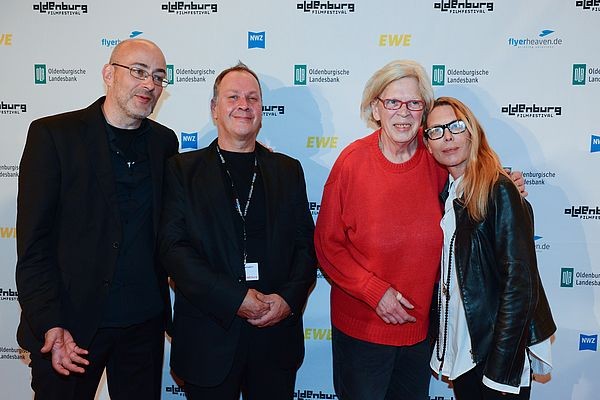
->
[29, 314, 164, 400]
[184, 323, 297, 400]
[452, 364, 531, 400]
[331, 326, 431, 400]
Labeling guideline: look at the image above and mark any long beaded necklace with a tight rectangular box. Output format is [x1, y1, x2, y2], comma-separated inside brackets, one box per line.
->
[436, 231, 456, 372]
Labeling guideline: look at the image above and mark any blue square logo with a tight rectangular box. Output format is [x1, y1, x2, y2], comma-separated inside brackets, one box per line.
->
[591, 135, 600, 153]
[579, 334, 597, 351]
[248, 31, 265, 49]
[180, 132, 198, 150]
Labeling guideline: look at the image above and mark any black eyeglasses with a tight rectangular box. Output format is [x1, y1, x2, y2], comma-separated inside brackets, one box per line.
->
[424, 119, 467, 140]
[111, 63, 169, 88]
[376, 97, 425, 111]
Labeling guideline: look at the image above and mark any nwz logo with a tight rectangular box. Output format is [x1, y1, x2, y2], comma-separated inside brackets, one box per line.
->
[579, 334, 598, 351]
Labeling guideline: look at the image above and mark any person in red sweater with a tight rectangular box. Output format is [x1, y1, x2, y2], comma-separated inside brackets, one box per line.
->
[315, 60, 445, 400]
[314, 61, 525, 400]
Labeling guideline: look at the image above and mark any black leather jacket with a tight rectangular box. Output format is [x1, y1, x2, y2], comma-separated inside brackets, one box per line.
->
[441, 175, 556, 387]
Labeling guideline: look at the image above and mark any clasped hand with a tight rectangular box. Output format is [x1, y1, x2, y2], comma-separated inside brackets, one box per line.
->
[237, 288, 291, 328]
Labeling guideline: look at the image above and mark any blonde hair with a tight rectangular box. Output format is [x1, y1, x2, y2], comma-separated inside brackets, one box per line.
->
[429, 97, 512, 221]
[360, 60, 434, 129]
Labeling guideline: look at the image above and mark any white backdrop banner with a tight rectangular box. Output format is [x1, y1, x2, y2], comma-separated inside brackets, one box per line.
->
[1, 1, 599, 399]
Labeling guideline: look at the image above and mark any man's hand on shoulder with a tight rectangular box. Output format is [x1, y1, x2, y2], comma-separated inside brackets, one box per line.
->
[508, 170, 528, 198]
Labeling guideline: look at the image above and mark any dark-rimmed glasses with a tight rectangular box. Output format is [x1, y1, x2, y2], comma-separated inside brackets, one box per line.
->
[424, 119, 467, 140]
[376, 97, 425, 111]
[111, 63, 169, 88]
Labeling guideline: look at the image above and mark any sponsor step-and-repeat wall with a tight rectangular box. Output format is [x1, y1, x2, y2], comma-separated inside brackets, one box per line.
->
[1, 1, 599, 399]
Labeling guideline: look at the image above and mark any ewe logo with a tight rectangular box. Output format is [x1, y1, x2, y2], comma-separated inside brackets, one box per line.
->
[180, 132, 198, 150]
[304, 327, 332, 340]
[306, 136, 338, 148]
[0, 33, 12, 45]
[248, 31, 265, 49]
[378, 34, 412, 47]
[579, 334, 598, 351]
[0, 227, 16, 239]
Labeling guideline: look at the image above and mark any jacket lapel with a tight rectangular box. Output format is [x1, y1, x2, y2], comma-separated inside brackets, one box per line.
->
[256, 144, 277, 247]
[147, 128, 164, 235]
[198, 141, 241, 261]
[80, 98, 121, 229]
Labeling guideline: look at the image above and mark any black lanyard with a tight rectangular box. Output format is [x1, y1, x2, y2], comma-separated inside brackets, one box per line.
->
[216, 145, 258, 265]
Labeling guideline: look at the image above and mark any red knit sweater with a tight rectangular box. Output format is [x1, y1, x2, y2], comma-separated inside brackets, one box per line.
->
[315, 130, 447, 346]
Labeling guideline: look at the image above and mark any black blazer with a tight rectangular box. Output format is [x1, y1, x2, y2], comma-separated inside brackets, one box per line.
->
[16, 97, 178, 352]
[447, 175, 556, 387]
[159, 139, 317, 386]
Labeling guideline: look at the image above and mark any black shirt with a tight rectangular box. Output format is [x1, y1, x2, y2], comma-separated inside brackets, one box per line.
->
[100, 120, 163, 327]
[219, 149, 267, 290]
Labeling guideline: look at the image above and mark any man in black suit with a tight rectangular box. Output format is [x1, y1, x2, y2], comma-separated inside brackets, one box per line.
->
[16, 39, 178, 400]
[159, 62, 317, 399]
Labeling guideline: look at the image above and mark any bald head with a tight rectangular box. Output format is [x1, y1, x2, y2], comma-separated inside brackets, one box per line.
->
[109, 39, 166, 66]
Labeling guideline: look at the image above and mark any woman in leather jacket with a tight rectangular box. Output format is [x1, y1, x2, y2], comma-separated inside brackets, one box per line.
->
[423, 97, 556, 400]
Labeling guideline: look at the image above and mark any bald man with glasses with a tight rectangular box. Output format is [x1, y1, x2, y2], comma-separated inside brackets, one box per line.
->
[16, 38, 178, 400]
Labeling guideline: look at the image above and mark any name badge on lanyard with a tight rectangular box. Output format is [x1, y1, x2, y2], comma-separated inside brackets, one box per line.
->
[217, 145, 260, 282]
[245, 262, 259, 281]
